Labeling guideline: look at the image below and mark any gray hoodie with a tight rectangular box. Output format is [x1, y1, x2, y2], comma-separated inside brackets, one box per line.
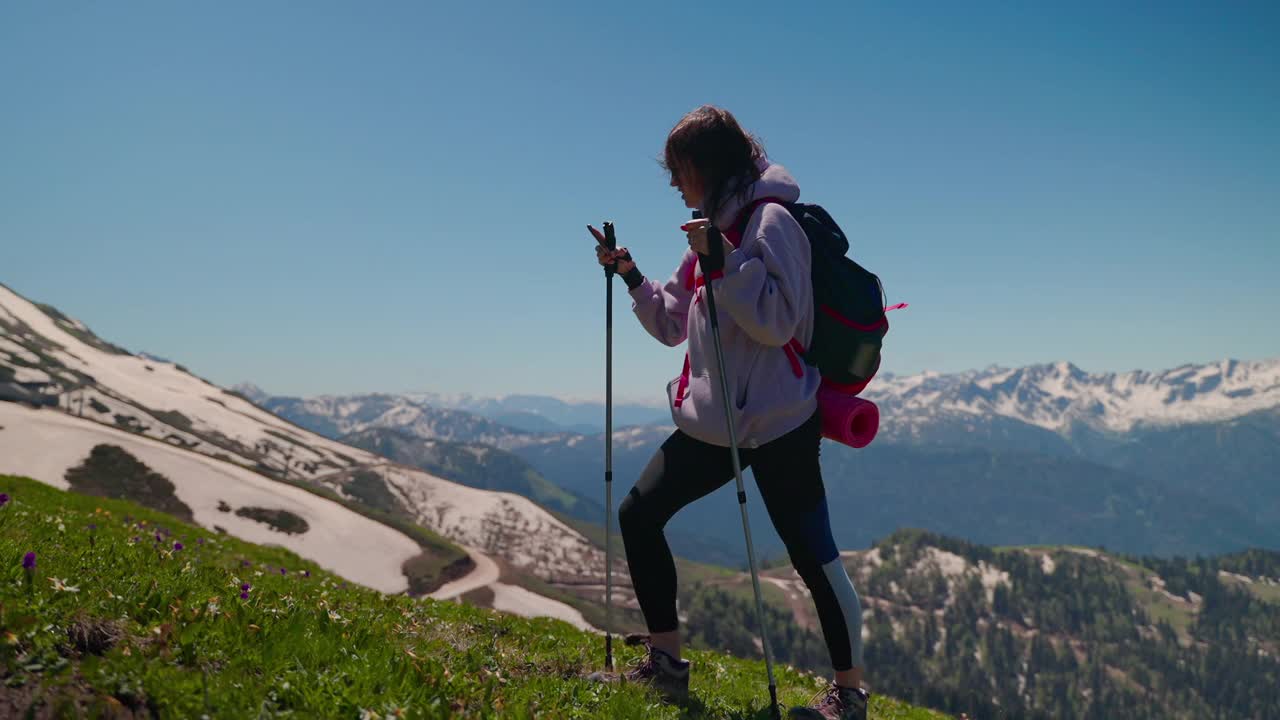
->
[629, 162, 820, 448]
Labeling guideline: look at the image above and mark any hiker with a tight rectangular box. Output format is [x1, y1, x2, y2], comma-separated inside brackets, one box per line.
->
[593, 105, 870, 720]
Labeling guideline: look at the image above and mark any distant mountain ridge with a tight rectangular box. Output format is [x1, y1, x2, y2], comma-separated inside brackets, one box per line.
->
[244, 355, 1280, 564]
[406, 391, 669, 432]
[247, 356, 1280, 440]
[247, 386, 670, 435]
[256, 392, 550, 449]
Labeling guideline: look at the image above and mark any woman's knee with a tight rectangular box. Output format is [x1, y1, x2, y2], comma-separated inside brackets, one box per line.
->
[618, 489, 655, 537]
[774, 498, 841, 569]
[620, 447, 674, 537]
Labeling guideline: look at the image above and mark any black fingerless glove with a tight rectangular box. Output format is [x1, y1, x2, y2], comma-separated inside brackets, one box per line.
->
[622, 266, 645, 290]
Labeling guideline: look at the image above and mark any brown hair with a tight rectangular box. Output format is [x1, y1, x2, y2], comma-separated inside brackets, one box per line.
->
[662, 105, 766, 220]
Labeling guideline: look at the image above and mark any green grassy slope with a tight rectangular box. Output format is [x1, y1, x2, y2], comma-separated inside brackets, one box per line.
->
[0, 475, 944, 719]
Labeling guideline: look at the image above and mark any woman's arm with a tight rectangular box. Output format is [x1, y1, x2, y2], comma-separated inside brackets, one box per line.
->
[629, 250, 698, 347]
[712, 206, 811, 347]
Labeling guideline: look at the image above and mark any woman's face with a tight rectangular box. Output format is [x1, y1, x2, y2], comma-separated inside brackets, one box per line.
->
[670, 160, 704, 210]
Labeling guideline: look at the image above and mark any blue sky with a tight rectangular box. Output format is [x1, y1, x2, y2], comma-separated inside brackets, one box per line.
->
[2, 1, 1277, 402]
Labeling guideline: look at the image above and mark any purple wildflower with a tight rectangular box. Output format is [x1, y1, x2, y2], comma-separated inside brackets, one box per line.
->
[154, 532, 163, 543]
[239, 591, 249, 600]
[241, 582, 251, 591]
[22, 552, 36, 570]
[279, 567, 287, 576]
[173, 542, 184, 551]
[241, 559, 251, 567]
[0, 492, 9, 507]
[87, 523, 97, 531]
[197, 538, 205, 545]
[303, 570, 310, 578]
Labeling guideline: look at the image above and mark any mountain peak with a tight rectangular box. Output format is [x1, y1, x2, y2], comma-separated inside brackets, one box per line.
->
[231, 383, 270, 403]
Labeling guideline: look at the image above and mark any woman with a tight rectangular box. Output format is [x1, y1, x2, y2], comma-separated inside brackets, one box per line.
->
[594, 105, 870, 720]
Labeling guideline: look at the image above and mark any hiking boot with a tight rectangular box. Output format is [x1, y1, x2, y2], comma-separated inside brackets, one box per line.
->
[587, 634, 690, 702]
[788, 683, 869, 720]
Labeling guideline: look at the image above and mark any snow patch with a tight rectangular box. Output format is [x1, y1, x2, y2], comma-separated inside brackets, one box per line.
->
[1041, 554, 1056, 575]
[0, 337, 40, 363]
[381, 465, 600, 583]
[914, 547, 1009, 603]
[489, 582, 595, 632]
[979, 562, 1012, 596]
[923, 548, 968, 579]
[1219, 570, 1254, 585]
[11, 366, 51, 384]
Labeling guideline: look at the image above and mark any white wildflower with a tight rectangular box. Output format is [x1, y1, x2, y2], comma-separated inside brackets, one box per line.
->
[48, 577, 80, 593]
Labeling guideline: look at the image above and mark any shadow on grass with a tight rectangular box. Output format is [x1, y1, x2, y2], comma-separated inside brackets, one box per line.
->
[675, 693, 784, 720]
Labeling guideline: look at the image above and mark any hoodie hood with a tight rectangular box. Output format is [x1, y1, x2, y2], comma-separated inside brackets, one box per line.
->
[705, 160, 801, 229]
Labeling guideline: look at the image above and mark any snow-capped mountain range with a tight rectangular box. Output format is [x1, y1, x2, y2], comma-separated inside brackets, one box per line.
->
[243, 354, 1280, 563]
[866, 358, 1280, 438]
[250, 355, 1280, 448]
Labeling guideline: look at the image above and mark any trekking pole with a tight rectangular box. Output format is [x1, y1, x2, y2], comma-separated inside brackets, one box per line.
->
[602, 221, 617, 671]
[694, 211, 782, 720]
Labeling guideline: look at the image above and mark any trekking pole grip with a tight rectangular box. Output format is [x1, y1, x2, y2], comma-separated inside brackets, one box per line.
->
[603, 222, 617, 277]
[692, 210, 725, 279]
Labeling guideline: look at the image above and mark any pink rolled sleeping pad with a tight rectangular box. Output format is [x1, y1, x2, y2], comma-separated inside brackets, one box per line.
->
[817, 386, 880, 449]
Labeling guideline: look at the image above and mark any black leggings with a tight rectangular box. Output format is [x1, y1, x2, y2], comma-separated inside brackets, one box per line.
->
[618, 411, 864, 671]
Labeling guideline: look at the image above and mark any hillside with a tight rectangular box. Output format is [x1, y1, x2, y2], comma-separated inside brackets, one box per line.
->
[10, 471, 1269, 717]
[0, 475, 943, 719]
[338, 426, 600, 520]
[0, 282, 613, 620]
[690, 530, 1280, 719]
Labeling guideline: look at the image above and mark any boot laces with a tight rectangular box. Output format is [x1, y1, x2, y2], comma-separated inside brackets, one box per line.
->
[807, 683, 847, 712]
[623, 634, 659, 680]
